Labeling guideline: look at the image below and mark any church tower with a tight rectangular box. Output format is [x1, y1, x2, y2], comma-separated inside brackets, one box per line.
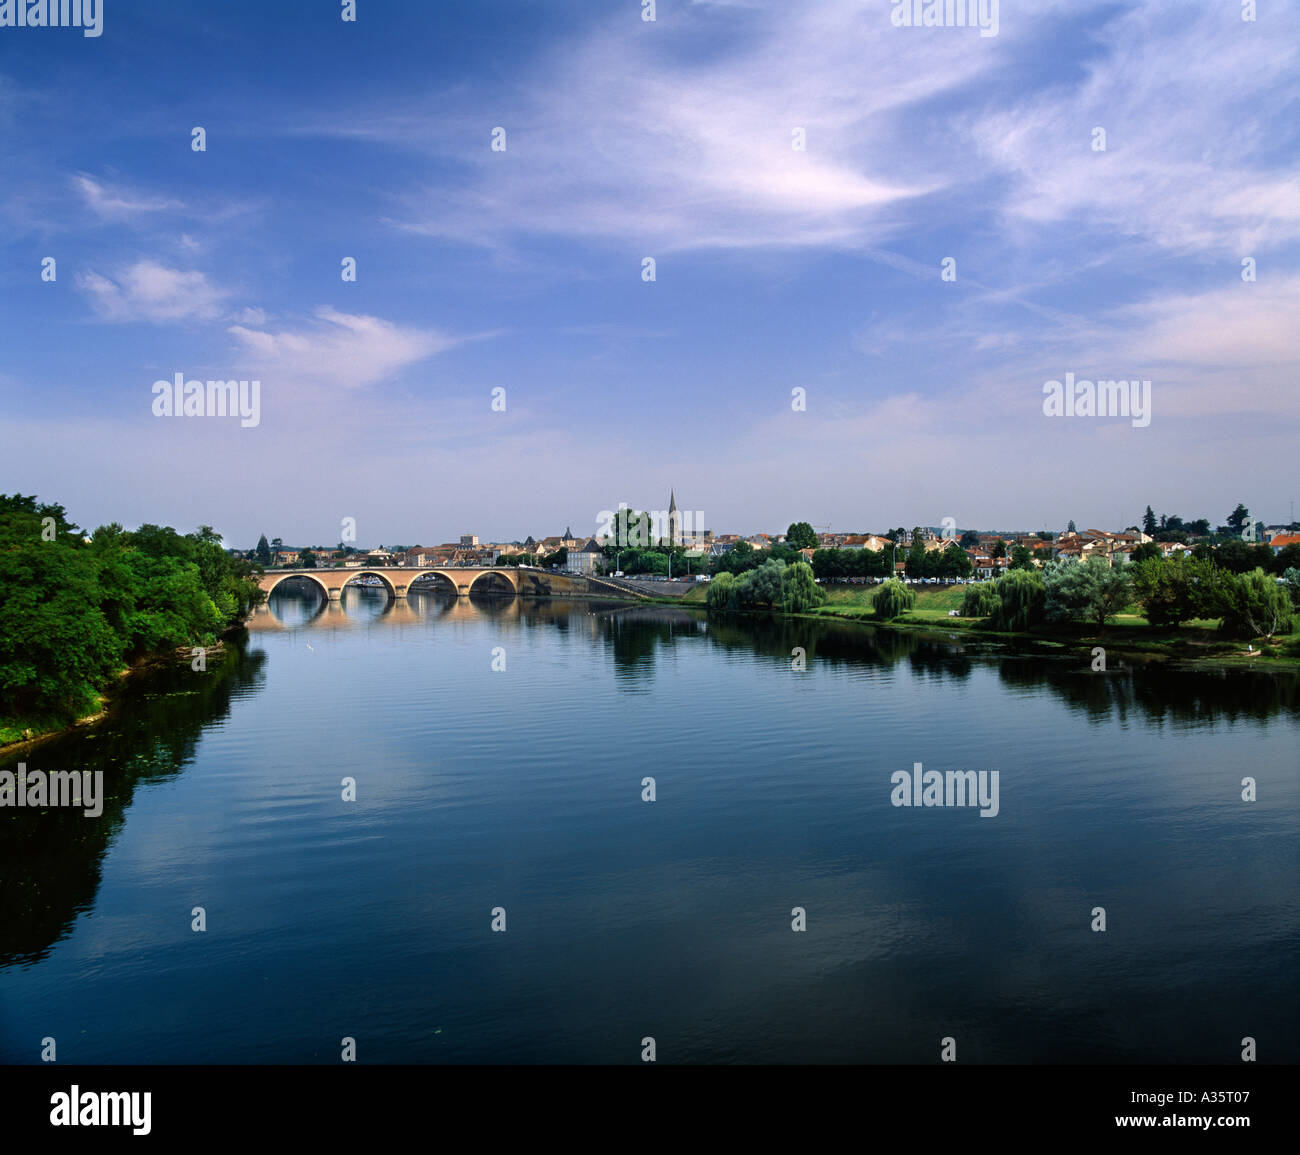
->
[668, 489, 680, 547]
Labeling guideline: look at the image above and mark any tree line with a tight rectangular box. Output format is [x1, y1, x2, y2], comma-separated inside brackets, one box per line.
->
[956, 554, 1297, 639]
[0, 495, 263, 735]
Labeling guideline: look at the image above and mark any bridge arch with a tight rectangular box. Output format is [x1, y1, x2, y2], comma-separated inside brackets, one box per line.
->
[468, 568, 518, 596]
[339, 570, 399, 597]
[405, 570, 460, 596]
[262, 571, 332, 600]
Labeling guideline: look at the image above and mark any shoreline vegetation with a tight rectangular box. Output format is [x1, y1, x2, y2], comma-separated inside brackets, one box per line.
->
[6, 498, 1299, 751]
[1, 494, 261, 751]
[677, 563, 1300, 671]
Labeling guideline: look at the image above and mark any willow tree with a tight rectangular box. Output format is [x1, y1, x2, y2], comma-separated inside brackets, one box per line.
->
[781, 561, 825, 613]
[873, 577, 914, 621]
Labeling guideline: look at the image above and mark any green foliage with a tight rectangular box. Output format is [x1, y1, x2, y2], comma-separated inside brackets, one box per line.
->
[1009, 545, 1035, 570]
[1215, 568, 1294, 639]
[254, 534, 272, 566]
[872, 577, 914, 621]
[785, 522, 818, 551]
[1212, 538, 1275, 574]
[0, 531, 124, 721]
[781, 561, 825, 613]
[1282, 568, 1300, 606]
[704, 559, 807, 612]
[706, 571, 737, 611]
[733, 558, 785, 607]
[991, 568, 1046, 631]
[1130, 555, 1222, 626]
[711, 539, 758, 575]
[811, 547, 889, 581]
[1225, 503, 1251, 536]
[297, 549, 318, 568]
[1041, 556, 1131, 632]
[1271, 544, 1300, 575]
[904, 528, 927, 577]
[0, 498, 263, 729]
[960, 582, 1000, 618]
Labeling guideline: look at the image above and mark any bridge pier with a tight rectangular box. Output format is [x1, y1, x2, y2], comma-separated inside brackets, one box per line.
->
[327, 588, 342, 601]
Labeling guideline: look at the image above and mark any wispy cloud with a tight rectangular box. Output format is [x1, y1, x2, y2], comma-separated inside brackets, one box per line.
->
[332, 1, 1003, 254]
[76, 260, 228, 323]
[73, 174, 182, 220]
[227, 307, 460, 391]
[973, 2, 1300, 255]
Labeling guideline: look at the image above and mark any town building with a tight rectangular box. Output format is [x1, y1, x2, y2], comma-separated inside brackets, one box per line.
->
[567, 537, 605, 575]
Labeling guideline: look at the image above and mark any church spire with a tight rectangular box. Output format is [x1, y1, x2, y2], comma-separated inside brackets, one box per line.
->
[669, 488, 677, 513]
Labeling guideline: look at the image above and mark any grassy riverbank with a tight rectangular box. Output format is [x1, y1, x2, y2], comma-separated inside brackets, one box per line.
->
[672, 581, 1300, 670]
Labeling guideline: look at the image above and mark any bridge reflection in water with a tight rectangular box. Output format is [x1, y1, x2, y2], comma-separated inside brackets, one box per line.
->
[251, 580, 651, 636]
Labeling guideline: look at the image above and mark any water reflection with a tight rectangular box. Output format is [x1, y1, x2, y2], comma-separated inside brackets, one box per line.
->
[0, 641, 266, 967]
[3, 597, 1294, 987]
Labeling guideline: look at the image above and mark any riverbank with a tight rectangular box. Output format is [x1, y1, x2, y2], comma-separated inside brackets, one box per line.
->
[666, 581, 1300, 670]
[0, 640, 230, 754]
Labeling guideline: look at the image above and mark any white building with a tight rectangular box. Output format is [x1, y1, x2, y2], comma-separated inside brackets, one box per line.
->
[567, 537, 605, 575]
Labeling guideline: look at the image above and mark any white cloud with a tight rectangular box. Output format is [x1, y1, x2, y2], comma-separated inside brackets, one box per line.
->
[77, 260, 227, 322]
[973, 2, 1300, 255]
[227, 307, 458, 390]
[72, 174, 181, 219]
[356, 1, 1000, 253]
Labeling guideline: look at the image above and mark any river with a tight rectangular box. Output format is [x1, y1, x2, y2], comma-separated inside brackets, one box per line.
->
[2, 585, 1296, 1063]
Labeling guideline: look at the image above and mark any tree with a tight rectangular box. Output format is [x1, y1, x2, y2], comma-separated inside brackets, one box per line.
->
[706, 571, 737, 612]
[1042, 556, 1131, 634]
[254, 534, 272, 566]
[1009, 545, 1034, 570]
[959, 530, 980, 550]
[1226, 503, 1251, 537]
[712, 539, 758, 576]
[781, 560, 825, 612]
[960, 582, 1000, 618]
[1281, 568, 1300, 607]
[941, 542, 973, 578]
[991, 539, 1007, 560]
[606, 508, 654, 549]
[1, 499, 261, 728]
[1067, 520, 1077, 534]
[0, 525, 123, 721]
[1270, 543, 1300, 575]
[991, 568, 1046, 631]
[785, 522, 818, 551]
[1130, 542, 1161, 564]
[733, 558, 785, 607]
[905, 527, 927, 577]
[1215, 568, 1293, 638]
[873, 577, 914, 620]
[1131, 555, 1222, 627]
[298, 549, 318, 569]
[1142, 506, 1157, 535]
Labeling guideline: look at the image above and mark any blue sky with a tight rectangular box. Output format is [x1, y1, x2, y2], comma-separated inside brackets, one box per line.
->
[2, 0, 1297, 548]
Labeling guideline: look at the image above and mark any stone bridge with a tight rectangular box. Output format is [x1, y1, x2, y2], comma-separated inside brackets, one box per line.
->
[257, 567, 647, 601]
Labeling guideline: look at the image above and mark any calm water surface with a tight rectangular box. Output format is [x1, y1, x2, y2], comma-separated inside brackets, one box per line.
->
[2, 587, 1297, 1063]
